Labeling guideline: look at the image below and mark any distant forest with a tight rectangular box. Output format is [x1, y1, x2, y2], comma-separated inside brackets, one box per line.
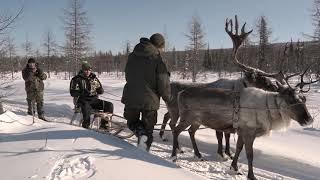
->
[1, 0, 320, 82]
[0, 40, 319, 80]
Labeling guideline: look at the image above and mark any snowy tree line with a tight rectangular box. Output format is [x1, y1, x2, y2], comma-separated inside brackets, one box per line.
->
[1, 0, 320, 82]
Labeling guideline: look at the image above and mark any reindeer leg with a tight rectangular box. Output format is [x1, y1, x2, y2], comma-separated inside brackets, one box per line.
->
[216, 131, 224, 158]
[244, 133, 257, 180]
[188, 123, 202, 159]
[171, 116, 191, 160]
[169, 111, 182, 151]
[231, 134, 244, 172]
[224, 132, 233, 159]
[159, 112, 170, 139]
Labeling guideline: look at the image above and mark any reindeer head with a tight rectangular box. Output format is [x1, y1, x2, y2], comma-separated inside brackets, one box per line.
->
[276, 66, 319, 126]
[276, 81, 313, 126]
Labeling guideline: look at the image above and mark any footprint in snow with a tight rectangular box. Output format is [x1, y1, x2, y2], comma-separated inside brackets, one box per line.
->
[48, 156, 95, 180]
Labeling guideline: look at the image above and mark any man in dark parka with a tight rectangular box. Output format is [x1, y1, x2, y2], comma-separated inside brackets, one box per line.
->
[121, 33, 171, 151]
[22, 58, 47, 120]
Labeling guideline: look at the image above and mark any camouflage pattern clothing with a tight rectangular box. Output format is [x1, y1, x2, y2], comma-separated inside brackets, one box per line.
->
[70, 70, 113, 128]
[22, 63, 47, 119]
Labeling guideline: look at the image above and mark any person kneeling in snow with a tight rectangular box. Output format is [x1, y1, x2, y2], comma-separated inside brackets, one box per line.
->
[69, 61, 114, 129]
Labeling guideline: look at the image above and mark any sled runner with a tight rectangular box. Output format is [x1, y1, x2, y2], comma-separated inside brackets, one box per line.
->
[70, 108, 134, 139]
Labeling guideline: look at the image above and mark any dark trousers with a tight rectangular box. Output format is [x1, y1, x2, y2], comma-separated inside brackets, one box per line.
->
[78, 97, 114, 128]
[124, 108, 157, 147]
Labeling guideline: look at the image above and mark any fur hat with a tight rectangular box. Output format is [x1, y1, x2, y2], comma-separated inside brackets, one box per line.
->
[150, 33, 165, 48]
[27, 58, 36, 63]
[81, 61, 92, 70]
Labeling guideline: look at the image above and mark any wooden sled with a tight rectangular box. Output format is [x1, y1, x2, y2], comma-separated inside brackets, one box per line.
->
[70, 108, 134, 139]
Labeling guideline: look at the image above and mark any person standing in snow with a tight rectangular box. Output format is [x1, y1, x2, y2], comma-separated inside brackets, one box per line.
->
[121, 33, 172, 151]
[22, 58, 47, 121]
[69, 61, 114, 129]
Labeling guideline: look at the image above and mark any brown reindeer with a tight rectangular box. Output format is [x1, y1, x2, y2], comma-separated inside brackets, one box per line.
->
[170, 16, 317, 180]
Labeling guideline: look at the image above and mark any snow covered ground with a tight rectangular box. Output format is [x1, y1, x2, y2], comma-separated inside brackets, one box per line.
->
[1, 72, 320, 180]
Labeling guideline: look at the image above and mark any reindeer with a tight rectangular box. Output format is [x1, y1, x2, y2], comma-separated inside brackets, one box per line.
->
[160, 75, 277, 159]
[160, 16, 284, 159]
[170, 16, 317, 180]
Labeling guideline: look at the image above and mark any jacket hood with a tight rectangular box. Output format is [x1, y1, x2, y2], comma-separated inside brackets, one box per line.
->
[132, 38, 160, 57]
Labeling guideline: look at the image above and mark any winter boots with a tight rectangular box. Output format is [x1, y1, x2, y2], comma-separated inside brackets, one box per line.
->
[27, 100, 35, 116]
[137, 135, 148, 151]
[137, 134, 152, 152]
[38, 113, 47, 121]
[27, 100, 47, 121]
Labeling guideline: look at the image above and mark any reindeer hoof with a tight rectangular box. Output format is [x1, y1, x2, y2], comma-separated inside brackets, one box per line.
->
[230, 164, 239, 172]
[170, 156, 177, 162]
[248, 175, 257, 180]
[193, 153, 203, 161]
[217, 153, 229, 162]
[161, 136, 168, 142]
[228, 166, 243, 176]
[225, 151, 234, 160]
[177, 148, 184, 154]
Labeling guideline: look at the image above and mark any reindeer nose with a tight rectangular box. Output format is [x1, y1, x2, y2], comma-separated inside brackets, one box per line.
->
[304, 116, 313, 126]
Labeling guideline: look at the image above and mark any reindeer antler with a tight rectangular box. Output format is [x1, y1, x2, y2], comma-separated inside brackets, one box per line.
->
[225, 15, 286, 84]
[295, 64, 320, 92]
[225, 15, 252, 55]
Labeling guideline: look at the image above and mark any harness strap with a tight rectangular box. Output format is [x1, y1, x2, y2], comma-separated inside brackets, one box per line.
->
[232, 92, 240, 129]
[266, 92, 272, 126]
[274, 95, 282, 119]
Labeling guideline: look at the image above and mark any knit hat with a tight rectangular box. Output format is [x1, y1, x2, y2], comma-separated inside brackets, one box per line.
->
[81, 61, 92, 70]
[27, 58, 36, 63]
[150, 33, 165, 48]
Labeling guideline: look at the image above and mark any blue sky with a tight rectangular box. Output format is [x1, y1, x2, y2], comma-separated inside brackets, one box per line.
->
[1, 0, 315, 55]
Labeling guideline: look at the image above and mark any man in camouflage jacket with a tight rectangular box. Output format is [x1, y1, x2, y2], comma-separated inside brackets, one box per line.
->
[22, 58, 47, 120]
[121, 33, 172, 151]
[69, 61, 114, 129]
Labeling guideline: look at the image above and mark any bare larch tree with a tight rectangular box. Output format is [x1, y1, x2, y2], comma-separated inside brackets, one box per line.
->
[311, 0, 320, 41]
[62, 0, 91, 77]
[42, 29, 57, 78]
[256, 15, 272, 72]
[21, 33, 33, 58]
[0, 6, 23, 114]
[185, 15, 206, 82]
[6, 35, 16, 79]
